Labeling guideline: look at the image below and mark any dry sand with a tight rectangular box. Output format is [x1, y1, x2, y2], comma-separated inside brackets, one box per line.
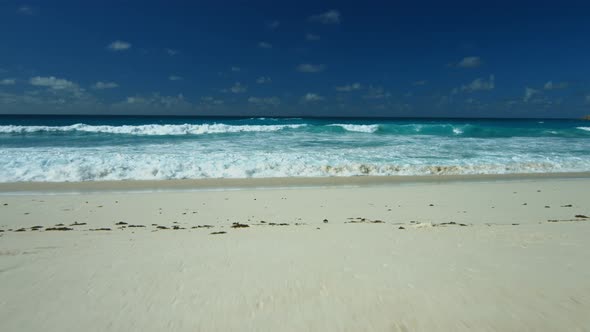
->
[1, 176, 590, 331]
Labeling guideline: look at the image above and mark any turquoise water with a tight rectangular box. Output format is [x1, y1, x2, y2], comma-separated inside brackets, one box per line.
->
[0, 116, 589, 182]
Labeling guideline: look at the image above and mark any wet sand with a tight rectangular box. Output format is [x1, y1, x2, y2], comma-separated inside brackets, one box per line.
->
[1, 176, 590, 331]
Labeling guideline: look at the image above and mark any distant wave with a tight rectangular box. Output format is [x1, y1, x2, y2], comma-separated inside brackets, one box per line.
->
[327, 124, 380, 133]
[0, 123, 306, 135]
[1, 122, 589, 138]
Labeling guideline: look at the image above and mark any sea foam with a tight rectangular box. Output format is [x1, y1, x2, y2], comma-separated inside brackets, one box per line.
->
[327, 124, 380, 133]
[0, 123, 306, 135]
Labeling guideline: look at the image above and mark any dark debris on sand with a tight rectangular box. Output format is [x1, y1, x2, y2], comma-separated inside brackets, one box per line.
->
[210, 231, 227, 235]
[346, 217, 384, 224]
[46, 227, 73, 231]
[231, 222, 250, 228]
[434, 221, 468, 227]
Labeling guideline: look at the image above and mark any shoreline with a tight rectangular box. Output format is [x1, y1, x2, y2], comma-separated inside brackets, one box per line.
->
[1, 171, 590, 193]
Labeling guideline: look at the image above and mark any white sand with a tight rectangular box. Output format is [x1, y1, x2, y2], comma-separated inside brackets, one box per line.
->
[1, 177, 590, 331]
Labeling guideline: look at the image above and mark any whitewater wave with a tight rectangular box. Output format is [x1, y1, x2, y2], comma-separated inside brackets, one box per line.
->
[0, 123, 306, 135]
[0, 155, 586, 182]
[327, 124, 380, 133]
[1, 137, 589, 182]
[577, 127, 590, 132]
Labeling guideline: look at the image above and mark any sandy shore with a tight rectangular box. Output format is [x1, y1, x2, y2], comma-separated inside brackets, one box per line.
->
[1, 176, 590, 331]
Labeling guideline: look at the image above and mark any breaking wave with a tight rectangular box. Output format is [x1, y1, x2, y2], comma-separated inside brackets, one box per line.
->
[0, 123, 306, 136]
[327, 124, 380, 133]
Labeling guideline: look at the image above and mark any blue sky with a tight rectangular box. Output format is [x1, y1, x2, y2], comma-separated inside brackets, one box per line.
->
[1, 0, 589, 117]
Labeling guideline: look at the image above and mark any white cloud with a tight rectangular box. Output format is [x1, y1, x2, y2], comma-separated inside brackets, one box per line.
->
[248, 96, 281, 107]
[306, 33, 320, 41]
[231, 66, 241, 72]
[523, 87, 539, 102]
[18, 5, 35, 15]
[92, 81, 118, 89]
[119, 93, 190, 109]
[258, 42, 272, 49]
[296, 64, 325, 73]
[168, 75, 183, 81]
[0, 78, 16, 85]
[256, 76, 272, 84]
[456, 56, 482, 68]
[166, 48, 179, 56]
[30, 76, 79, 91]
[335, 83, 361, 92]
[302, 93, 324, 102]
[585, 95, 590, 104]
[363, 86, 391, 99]
[459, 75, 495, 92]
[230, 82, 247, 93]
[200, 96, 224, 106]
[267, 20, 280, 30]
[107, 40, 132, 51]
[309, 10, 341, 24]
[544, 81, 568, 90]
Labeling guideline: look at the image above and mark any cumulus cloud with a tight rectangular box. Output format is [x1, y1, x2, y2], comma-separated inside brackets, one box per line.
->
[543, 81, 568, 90]
[258, 42, 272, 49]
[267, 20, 280, 30]
[231, 66, 241, 72]
[363, 86, 391, 99]
[301, 93, 324, 102]
[0, 78, 16, 85]
[200, 96, 224, 106]
[92, 81, 118, 89]
[296, 64, 325, 73]
[120, 94, 190, 109]
[166, 48, 179, 56]
[17, 5, 35, 15]
[335, 83, 361, 92]
[309, 10, 341, 24]
[107, 40, 132, 51]
[230, 82, 247, 93]
[456, 56, 482, 68]
[306, 33, 320, 41]
[256, 76, 272, 84]
[458, 75, 495, 92]
[523, 87, 539, 102]
[30, 76, 80, 91]
[168, 75, 183, 81]
[248, 96, 281, 107]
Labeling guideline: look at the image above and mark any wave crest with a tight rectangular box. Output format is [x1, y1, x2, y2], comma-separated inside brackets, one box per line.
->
[0, 123, 306, 135]
[327, 124, 380, 133]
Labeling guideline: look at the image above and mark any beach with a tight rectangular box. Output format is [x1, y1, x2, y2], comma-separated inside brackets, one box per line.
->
[1, 175, 589, 331]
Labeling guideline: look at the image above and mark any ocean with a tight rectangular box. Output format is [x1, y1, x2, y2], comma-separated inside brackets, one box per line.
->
[0, 115, 589, 182]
